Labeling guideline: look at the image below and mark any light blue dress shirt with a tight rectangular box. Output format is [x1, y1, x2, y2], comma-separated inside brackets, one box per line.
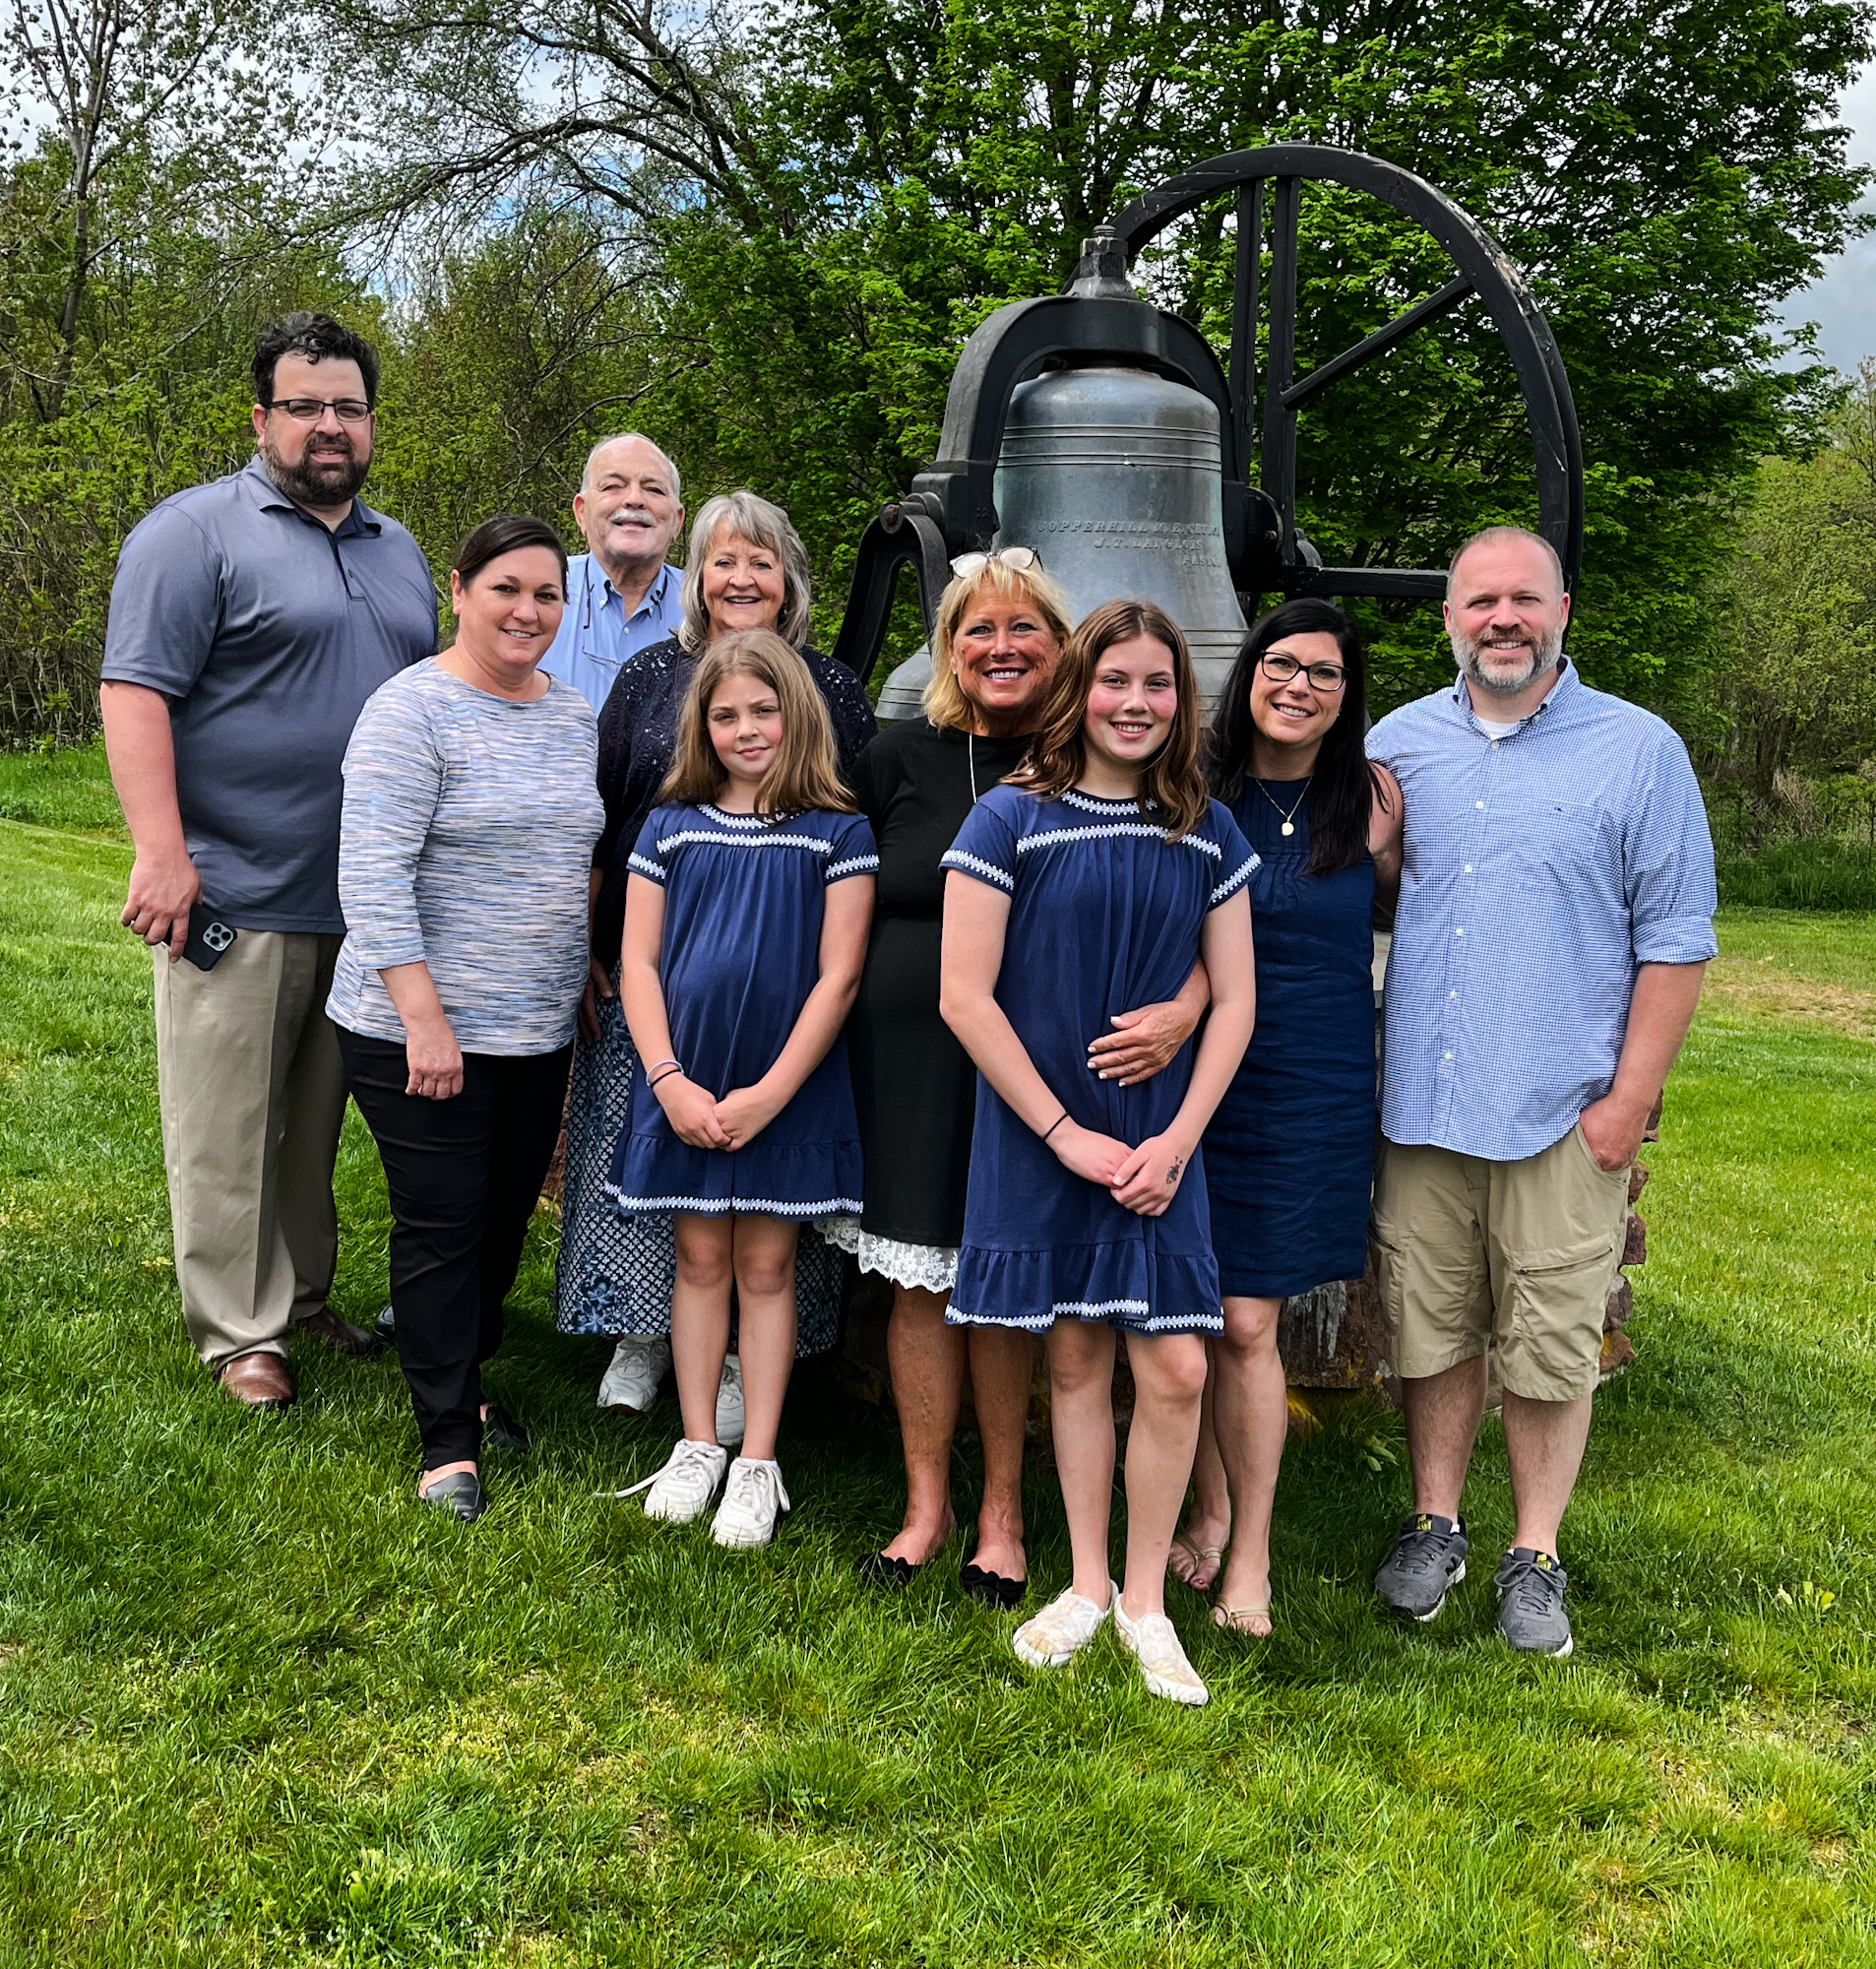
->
[537, 553, 684, 713]
[1366, 660, 1718, 1163]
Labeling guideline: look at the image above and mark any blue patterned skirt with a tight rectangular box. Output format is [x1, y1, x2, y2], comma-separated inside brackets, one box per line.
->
[553, 979, 844, 1354]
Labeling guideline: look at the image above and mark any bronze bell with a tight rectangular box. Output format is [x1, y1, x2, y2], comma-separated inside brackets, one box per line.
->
[993, 362, 1248, 697]
[875, 359, 1247, 718]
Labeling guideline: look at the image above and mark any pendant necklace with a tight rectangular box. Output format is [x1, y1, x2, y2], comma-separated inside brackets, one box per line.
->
[1253, 776, 1310, 837]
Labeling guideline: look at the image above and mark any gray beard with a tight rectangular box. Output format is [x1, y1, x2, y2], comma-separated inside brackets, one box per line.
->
[262, 434, 370, 509]
[1451, 622, 1563, 697]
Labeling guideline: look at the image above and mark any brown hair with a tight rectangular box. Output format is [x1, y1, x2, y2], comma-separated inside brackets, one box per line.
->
[923, 555, 1074, 730]
[659, 629, 854, 816]
[1009, 599, 1210, 840]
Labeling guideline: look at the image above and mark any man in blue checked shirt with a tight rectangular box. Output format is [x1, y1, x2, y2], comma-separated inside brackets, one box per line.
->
[538, 432, 685, 713]
[1364, 525, 1717, 1659]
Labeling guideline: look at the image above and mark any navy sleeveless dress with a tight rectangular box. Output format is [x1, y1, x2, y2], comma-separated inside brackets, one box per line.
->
[941, 786, 1257, 1336]
[606, 801, 877, 1218]
[1203, 779, 1377, 1300]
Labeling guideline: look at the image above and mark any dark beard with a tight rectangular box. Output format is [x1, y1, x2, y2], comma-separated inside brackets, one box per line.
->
[261, 432, 370, 509]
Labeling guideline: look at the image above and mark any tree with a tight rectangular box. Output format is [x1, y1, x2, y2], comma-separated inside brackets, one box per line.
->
[1701, 362, 1876, 797]
[332, 0, 1873, 708]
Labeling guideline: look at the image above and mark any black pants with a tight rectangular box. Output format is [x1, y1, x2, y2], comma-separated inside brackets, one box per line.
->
[338, 1029, 573, 1470]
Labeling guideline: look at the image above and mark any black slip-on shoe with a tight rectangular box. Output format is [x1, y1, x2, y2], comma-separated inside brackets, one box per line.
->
[480, 1402, 532, 1455]
[418, 1472, 485, 1523]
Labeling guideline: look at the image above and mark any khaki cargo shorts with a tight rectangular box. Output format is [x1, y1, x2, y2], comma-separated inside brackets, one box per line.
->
[1369, 1125, 1630, 1402]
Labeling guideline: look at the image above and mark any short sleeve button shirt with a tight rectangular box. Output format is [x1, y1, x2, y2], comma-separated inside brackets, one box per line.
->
[536, 554, 684, 713]
[101, 456, 438, 933]
[1366, 661, 1718, 1162]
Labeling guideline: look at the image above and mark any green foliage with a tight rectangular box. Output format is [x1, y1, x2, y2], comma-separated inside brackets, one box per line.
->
[1717, 838, 1876, 910]
[0, 737, 123, 833]
[1699, 377, 1876, 793]
[7, 781, 1876, 1959]
[0, 133, 378, 745]
[4, 0, 1874, 741]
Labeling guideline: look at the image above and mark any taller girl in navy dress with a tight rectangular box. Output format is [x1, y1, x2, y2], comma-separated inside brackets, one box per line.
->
[941, 600, 1257, 1708]
[609, 630, 876, 1549]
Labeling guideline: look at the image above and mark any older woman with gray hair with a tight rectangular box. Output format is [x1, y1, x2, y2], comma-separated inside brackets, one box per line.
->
[557, 489, 877, 1428]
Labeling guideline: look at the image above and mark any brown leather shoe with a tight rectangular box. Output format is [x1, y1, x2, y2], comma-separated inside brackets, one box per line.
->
[295, 1306, 384, 1359]
[218, 1350, 295, 1410]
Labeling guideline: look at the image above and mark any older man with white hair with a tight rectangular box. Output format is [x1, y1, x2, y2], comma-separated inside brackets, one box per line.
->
[538, 433, 685, 711]
[1364, 524, 1716, 1659]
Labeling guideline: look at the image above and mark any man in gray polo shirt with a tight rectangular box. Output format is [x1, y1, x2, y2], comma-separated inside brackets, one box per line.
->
[100, 311, 438, 1410]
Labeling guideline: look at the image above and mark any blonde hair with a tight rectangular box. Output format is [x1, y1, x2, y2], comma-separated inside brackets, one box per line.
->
[1011, 599, 1210, 840]
[660, 630, 854, 816]
[922, 556, 1074, 730]
[677, 492, 813, 651]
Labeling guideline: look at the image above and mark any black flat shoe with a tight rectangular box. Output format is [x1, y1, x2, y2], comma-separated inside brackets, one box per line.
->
[858, 1550, 918, 1590]
[418, 1471, 485, 1523]
[480, 1402, 531, 1455]
[960, 1536, 1027, 1610]
[374, 1303, 398, 1350]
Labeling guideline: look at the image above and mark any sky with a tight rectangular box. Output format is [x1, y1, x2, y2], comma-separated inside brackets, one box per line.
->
[1778, 61, 1876, 371]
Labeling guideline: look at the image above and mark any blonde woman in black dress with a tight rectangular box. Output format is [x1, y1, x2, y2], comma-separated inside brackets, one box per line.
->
[841, 553, 1209, 1602]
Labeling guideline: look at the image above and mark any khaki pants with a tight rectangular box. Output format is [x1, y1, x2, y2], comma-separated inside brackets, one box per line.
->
[153, 930, 347, 1369]
[1370, 1125, 1630, 1402]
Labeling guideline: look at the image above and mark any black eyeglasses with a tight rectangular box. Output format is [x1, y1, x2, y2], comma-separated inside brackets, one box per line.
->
[264, 397, 374, 424]
[1259, 650, 1346, 692]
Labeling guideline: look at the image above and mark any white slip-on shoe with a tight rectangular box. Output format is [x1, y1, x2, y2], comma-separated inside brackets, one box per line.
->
[619, 1438, 727, 1523]
[715, 1355, 746, 1447]
[1012, 1581, 1117, 1669]
[1113, 1596, 1210, 1706]
[597, 1335, 671, 1413]
[712, 1457, 790, 1549]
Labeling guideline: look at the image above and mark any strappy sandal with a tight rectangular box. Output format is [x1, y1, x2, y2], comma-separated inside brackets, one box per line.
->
[1169, 1530, 1226, 1594]
[1212, 1600, 1273, 1636]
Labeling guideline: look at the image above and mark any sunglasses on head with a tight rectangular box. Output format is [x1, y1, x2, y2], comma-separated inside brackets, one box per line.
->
[950, 546, 1044, 578]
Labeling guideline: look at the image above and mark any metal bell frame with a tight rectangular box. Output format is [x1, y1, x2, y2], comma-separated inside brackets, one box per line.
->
[830, 143, 1585, 678]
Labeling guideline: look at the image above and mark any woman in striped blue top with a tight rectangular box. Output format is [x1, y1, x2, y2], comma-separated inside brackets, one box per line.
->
[329, 515, 603, 1524]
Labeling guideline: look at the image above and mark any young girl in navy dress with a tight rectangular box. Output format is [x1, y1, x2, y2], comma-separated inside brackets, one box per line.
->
[609, 630, 877, 1549]
[940, 599, 1257, 1706]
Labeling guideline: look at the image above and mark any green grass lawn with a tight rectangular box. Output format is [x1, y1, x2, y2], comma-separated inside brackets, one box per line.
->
[2, 752, 1874, 1966]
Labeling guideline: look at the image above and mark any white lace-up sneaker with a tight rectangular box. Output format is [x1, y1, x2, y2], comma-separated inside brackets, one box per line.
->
[631, 1438, 728, 1523]
[712, 1457, 790, 1548]
[715, 1354, 746, 1446]
[1113, 1596, 1210, 1706]
[1012, 1581, 1116, 1669]
[597, 1335, 671, 1413]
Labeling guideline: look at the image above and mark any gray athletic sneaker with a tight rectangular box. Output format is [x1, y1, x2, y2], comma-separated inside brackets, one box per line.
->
[1374, 1513, 1470, 1621]
[1494, 1548, 1574, 1657]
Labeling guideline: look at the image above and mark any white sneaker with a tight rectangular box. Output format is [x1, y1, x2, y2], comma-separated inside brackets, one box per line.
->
[1113, 1596, 1210, 1706]
[627, 1438, 727, 1523]
[597, 1335, 670, 1413]
[1013, 1581, 1116, 1669]
[715, 1355, 746, 1446]
[712, 1456, 790, 1548]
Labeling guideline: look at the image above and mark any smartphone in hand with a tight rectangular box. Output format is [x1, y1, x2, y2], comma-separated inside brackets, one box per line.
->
[176, 905, 239, 972]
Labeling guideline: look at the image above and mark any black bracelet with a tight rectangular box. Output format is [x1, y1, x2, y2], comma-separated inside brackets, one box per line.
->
[648, 1065, 683, 1089]
[1041, 1112, 1070, 1142]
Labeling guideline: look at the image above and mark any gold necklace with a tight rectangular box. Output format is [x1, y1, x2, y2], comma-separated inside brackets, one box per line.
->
[969, 731, 978, 803]
[1253, 776, 1310, 837]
